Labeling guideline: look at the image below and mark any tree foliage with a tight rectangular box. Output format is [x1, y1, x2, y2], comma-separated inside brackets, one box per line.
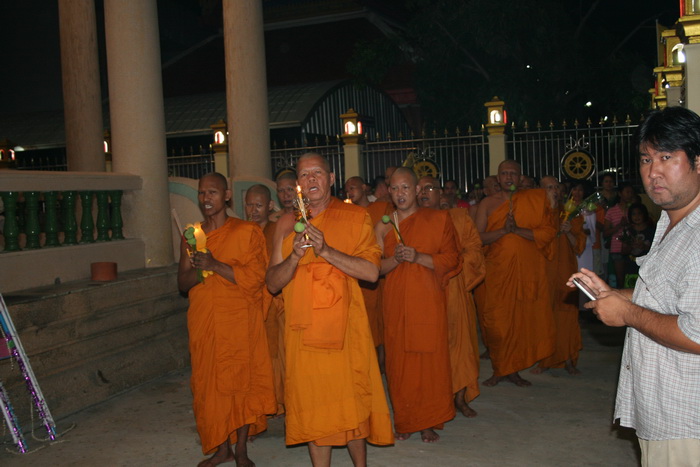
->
[349, 0, 657, 128]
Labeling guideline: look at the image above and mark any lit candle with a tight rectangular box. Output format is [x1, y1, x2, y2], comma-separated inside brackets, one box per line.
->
[296, 184, 308, 221]
[344, 198, 353, 204]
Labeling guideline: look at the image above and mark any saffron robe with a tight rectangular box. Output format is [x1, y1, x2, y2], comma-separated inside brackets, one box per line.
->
[382, 208, 461, 434]
[539, 211, 586, 368]
[282, 198, 393, 446]
[360, 200, 393, 346]
[482, 189, 557, 376]
[188, 218, 276, 454]
[447, 208, 486, 402]
[263, 221, 286, 415]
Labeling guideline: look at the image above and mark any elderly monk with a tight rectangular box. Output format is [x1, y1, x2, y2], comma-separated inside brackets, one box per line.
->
[376, 167, 461, 443]
[245, 184, 286, 415]
[475, 160, 557, 387]
[533, 177, 585, 375]
[270, 171, 297, 222]
[344, 176, 392, 366]
[266, 154, 393, 467]
[178, 173, 276, 467]
[418, 176, 485, 418]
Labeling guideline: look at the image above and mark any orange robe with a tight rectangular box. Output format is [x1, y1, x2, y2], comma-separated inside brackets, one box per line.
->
[360, 201, 392, 346]
[263, 221, 286, 415]
[188, 218, 276, 454]
[482, 189, 557, 376]
[382, 208, 461, 434]
[447, 208, 486, 402]
[282, 198, 393, 446]
[539, 211, 585, 368]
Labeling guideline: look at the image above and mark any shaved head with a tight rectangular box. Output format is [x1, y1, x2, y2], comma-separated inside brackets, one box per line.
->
[498, 160, 522, 175]
[200, 172, 228, 190]
[418, 175, 439, 186]
[391, 167, 417, 185]
[298, 152, 331, 173]
[276, 170, 297, 183]
[246, 184, 272, 203]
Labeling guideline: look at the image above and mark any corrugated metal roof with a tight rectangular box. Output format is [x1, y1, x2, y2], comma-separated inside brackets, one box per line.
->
[0, 80, 387, 150]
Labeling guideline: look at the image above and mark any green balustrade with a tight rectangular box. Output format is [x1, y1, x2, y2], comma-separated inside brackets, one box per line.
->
[24, 191, 40, 249]
[1, 189, 125, 251]
[79, 191, 95, 243]
[110, 191, 124, 240]
[95, 191, 111, 241]
[62, 191, 78, 245]
[44, 191, 60, 247]
[1, 192, 20, 251]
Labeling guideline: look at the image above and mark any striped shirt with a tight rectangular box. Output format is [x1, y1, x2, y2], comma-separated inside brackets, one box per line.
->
[614, 205, 700, 440]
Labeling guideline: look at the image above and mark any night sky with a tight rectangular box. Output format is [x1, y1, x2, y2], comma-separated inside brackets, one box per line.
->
[0, 1, 680, 117]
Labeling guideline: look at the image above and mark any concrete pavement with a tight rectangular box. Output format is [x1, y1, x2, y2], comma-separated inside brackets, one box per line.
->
[0, 313, 639, 466]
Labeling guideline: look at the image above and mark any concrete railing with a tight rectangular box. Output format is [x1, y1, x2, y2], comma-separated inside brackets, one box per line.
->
[0, 170, 145, 293]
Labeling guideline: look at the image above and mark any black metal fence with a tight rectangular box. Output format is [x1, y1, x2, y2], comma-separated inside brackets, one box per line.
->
[270, 136, 345, 195]
[364, 128, 489, 191]
[508, 116, 641, 187]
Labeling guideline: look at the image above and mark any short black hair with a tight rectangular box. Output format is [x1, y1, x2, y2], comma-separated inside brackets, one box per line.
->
[638, 106, 700, 168]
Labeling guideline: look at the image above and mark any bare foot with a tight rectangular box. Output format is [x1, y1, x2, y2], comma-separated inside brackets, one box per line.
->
[482, 374, 504, 387]
[456, 401, 477, 418]
[420, 429, 440, 443]
[198, 443, 234, 467]
[395, 432, 412, 441]
[234, 453, 255, 467]
[565, 361, 582, 375]
[506, 372, 532, 387]
[479, 349, 490, 360]
[454, 389, 478, 417]
[530, 366, 547, 375]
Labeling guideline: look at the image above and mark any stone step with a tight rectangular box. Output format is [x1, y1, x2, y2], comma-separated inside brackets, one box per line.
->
[0, 265, 191, 421]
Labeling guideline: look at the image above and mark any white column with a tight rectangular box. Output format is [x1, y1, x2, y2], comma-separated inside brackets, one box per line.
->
[685, 43, 700, 113]
[222, 0, 272, 180]
[104, 0, 173, 266]
[58, 0, 105, 172]
[487, 133, 507, 176]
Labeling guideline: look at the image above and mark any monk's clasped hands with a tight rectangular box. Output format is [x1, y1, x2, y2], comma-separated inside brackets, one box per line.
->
[394, 244, 418, 263]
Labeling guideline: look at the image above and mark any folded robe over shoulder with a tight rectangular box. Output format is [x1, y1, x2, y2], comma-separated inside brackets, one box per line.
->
[188, 218, 276, 455]
[382, 208, 461, 434]
[282, 198, 393, 446]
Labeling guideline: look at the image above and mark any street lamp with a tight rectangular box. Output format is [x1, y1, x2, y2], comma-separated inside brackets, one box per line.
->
[340, 108, 363, 144]
[484, 97, 507, 135]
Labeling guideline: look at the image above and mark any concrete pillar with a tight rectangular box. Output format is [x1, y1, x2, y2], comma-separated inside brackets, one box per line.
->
[222, 0, 271, 180]
[104, 0, 173, 266]
[58, 0, 105, 172]
[487, 133, 507, 176]
[342, 142, 364, 179]
[685, 43, 700, 114]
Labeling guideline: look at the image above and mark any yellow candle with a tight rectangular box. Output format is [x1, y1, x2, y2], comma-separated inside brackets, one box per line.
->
[296, 184, 308, 221]
[193, 222, 207, 251]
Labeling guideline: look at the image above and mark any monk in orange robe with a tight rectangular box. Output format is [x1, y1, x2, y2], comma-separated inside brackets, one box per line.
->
[534, 177, 586, 374]
[377, 168, 461, 443]
[245, 184, 286, 415]
[267, 154, 393, 467]
[344, 176, 392, 360]
[475, 160, 557, 387]
[178, 173, 276, 467]
[417, 176, 485, 418]
[470, 175, 500, 360]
